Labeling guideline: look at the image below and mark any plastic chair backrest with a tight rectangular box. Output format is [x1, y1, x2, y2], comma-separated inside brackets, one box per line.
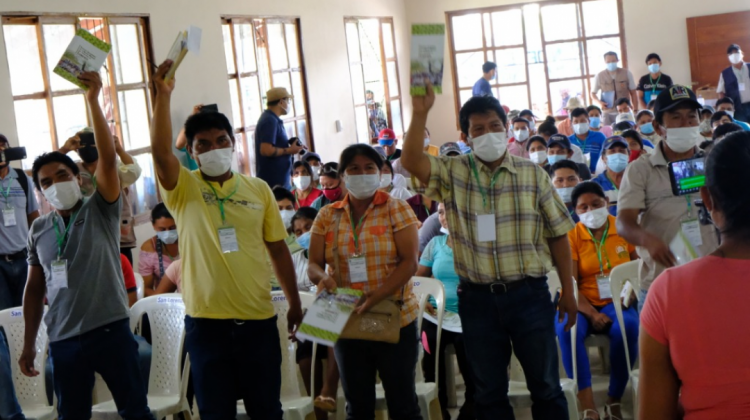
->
[130, 294, 185, 397]
[411, 277, 446, 386]
[0, 307, 50, 407]
[271, 291, 304, 400]
[135, 273, 144, 301]
[609, 260, 640, 373]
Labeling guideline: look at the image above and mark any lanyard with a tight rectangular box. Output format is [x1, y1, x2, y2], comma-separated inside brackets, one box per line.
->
[424, 203, 431, 217]
[53, 210, 80, 260]
[650, 74, 662, 97]
[349, 209, 367, 253]
[0, 177, 12, 206]
[685, 194, 692, 218]
[587, 221, 611, 274]
[605, 172, 619, 191]
[204, 175, 239, 224]
[469, 155, 503, 210]
[155, 238, 174, 278]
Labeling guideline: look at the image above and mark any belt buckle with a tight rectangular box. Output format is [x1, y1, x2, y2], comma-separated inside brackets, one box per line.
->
[489, 282, 507, 294]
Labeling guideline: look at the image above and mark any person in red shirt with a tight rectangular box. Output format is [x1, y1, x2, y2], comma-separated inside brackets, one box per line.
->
[292, 161, 323, 209]
[121, 254, 137, 307]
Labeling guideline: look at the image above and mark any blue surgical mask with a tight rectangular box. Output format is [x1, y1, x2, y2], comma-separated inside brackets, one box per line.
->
[547, 154, 567, 165]
[590, 117, 601, 129]
[606, 153, 629, 173]
[606, 62, 618, 72]
[648, 63, 660, 73]
[640, 122, 655, 135]
[556, 187, 575, 204]
[378, 139, 394, 147]
[296, 231, 311, 250]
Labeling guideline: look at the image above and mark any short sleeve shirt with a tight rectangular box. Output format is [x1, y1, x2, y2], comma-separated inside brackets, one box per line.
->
[637, 73, 674, 104]
[419, 235, 459, 313]
[591, 172, 619, 216]
[254, 109, 292, 189]
[121, 254, 136, 292]
[27, 193, 128, 342]
[159, 166, 288, 319]
[568, 131, 607, 172]
[472, 78, 493, 97]
[0, 169, 39, 254]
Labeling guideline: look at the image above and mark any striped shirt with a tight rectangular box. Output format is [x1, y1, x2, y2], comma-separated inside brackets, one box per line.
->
[311, 190, 419, 327]
[414, 153, 575, 284]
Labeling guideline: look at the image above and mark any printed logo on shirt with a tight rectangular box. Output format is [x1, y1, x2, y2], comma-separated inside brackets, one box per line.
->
[616, 245, 628, 258]
[200, 189, 263, 211]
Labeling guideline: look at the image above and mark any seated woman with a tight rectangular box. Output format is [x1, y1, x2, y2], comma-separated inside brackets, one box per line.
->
[379, 159, 413, 200]
[292, 161, 323, 209]
[526, 135, 549, 167]
[310, 162, 348, 210]
[555, 182, 639, 420]
[417, 202, 475, 420]
[640, 132, 750, 419]
[138, 203, 179, 296]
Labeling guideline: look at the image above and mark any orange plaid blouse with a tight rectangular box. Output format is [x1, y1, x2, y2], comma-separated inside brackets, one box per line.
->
[311, 190, 419, 327]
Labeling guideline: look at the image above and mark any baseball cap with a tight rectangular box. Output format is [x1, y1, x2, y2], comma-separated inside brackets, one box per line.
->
[439, 142, 462, 157]
[378, 128, 396, 142]
[615, 113, 636, 124]
[508, 109, 521, 120]
[547, 134, 572, 150]
[266, 87, 293, 102]
[565, 97, 584, 110]
[654, 85, 702, 120]
[727, 44, 742, 54]
[603, 136, 629, 150]
[302, 152, 321, 163]
[519, 109, 538, 120]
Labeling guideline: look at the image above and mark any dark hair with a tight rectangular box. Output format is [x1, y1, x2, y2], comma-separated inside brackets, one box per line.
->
[569, 108, 588, 120]
[647, 99, 657, 110]
[636, 109, 654, 122]
[31, 152, 79, 191]
[458, 96, 507, 135]
[604, 51, 619, 60]
[482, 61, 497, 73]
[519, 109, 535, 120]
[511, 117, 530, 127]
[339, 144, 384, 174]
[0, 134, 8, 146]
[701, 108, 714, 118]
[727, 44, 741, 55]
[150, 202, 174, 223]
[272, 186, 295, 203]
[292, 160, 313, 177]
[621, 129, 643, 149]
[711, 111, 733, 125]
[291, 207, 318, 229]
[645, 53, 662, 63]
[184, 112, 235, 147]
[586, 105, 602, 114]
[382, 158, 394, 174]
[571, 181, 606, 208]
[526, 135, 548, 151]
[699, 140, 714, 153]
[550, 160, 580, 176]
[713, 122, 743, 141]
[716, 97, 735, 107]
[320, 162, 339, 180]
[267, 99, 281, 107]
[615, 97, 632, 107]
[537, 116, 558, 137]
[706, 131, 750, 237]
[614, 121, 635, 133]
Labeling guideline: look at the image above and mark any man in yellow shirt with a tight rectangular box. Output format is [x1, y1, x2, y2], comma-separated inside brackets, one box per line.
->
[150, 60, 302, 420]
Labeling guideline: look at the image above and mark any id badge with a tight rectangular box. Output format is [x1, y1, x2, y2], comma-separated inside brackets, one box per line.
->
[740, 82, 746, 92]
[348, 255, 368, 284]
[596, 274, 612, 300]
[605, 189, 619, 203]
[3, 208, 16, 227]
[476, 214, 496, 242]
[680, 219, 703, 247]
[218, 226, 239, 253]
[51, 260, 68, 289]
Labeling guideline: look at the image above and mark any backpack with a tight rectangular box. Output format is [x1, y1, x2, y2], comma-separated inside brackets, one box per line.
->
[13, 168, 29, 202]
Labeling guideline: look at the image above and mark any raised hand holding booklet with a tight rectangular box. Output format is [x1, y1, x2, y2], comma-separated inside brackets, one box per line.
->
[53, 29, 111, 90]
[165, 25, 202, 82]
[296, 289, 363, 347]
[410, 24, 445, 95]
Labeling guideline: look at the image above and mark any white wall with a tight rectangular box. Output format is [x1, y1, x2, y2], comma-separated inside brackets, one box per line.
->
[403, 0, 750, 146]
[0, 0, 409, 165]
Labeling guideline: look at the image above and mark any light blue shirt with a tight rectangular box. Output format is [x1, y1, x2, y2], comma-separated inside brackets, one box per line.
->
[0, 168, 38, 254]
[419, 235, 459, 314]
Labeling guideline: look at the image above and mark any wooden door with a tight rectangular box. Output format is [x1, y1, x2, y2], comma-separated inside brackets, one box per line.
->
[687, 10, 750, 89]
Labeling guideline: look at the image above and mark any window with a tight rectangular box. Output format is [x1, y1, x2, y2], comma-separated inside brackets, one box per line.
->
[448, 0, 625, 118]
[345, 17, 403, 144]
[221, 17, 312, 176]
[1, 15, 157, 219]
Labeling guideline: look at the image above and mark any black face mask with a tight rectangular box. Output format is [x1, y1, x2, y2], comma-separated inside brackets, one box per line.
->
[78, 146, 98, 163]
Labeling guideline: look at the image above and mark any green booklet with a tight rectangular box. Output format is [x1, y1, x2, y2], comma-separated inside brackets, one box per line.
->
[53, 29, 111, 90]
[410, 24, 445, 95]
[296, 289, 363, 347]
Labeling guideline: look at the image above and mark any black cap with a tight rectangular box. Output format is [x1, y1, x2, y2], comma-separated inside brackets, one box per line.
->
[603, 136, 629, 150]
[547, 134, 572, 150]
[511, 117, 531, 126]
[654, 85, 702, 122]
[728, 44, 742, 54]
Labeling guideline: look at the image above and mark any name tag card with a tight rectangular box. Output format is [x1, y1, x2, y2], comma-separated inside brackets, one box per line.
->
[348, 256, 368, 284]
[3, 208, 16, 227]
[476, 214, 497, 242]
[681, 219, 703, 248]
[218, 226, 239, 253]
[740, 82, 746, 92]
[51, 260, 68, 289]
[597, 275, 612, 300]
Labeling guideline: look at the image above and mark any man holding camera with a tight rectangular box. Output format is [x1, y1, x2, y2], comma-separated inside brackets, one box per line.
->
[617, 85, 719, 310]
[256, 87, 304, 190]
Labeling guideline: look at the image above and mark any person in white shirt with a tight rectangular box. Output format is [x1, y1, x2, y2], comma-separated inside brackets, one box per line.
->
[591, 52, 638, 124]
[717, 43, 750, 123]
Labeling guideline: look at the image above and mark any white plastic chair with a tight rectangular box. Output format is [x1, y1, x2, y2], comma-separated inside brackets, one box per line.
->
[92, 294, 191, 420]
[135, 273, 144, 301]
[238, 291, 315, 420]
[609, 260, 641, 414]
[0, 307, 56, 420]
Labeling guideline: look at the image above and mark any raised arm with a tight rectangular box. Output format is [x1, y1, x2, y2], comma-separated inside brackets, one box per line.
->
[79, 72, 119, 202]
[150, 61, 181, 191]
[402, 83, 436, 186]
[19, 265, 46, 377]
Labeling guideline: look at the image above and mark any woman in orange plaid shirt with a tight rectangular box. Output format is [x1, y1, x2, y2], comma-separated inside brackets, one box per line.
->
[308, 144, 422, 420]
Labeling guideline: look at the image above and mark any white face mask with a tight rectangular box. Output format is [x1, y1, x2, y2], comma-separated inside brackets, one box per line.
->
[529, 151, 548, 164]
[379, 174, 392, 189]
[345, 174, 381, 200]
[310, 166, 321, 181]
[579, 207, 609, 230]
[556, 187, 574, 204]
[729, 52, 743, 65]
[43, 180, 82, 210]
[725, 110, 735, 118]
[666, 126, 701, 153]
[280, 209, 295, 229]
[198, 148, 233, 177]
[573, 122, 590, 135]
[471, 132, 508, 162]
[514, 129, 530, 142]
[440, 226, 450, 235]
[293, 175, 311, 191]
[157, 229, 179, 244]
[423, 138, 431, 148]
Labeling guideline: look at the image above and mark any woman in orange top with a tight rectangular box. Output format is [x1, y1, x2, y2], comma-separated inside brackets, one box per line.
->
[555, 182, 639, 420]
[308, 144, 421, 419]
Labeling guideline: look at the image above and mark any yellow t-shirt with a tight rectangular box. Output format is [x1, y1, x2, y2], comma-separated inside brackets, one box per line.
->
[160, 167, 288, 319]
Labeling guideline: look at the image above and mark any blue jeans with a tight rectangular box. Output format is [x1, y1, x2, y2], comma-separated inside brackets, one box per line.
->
[0, 257, 28, 311]
[555, 303, 639, 398]
[458, 278, 568, 420]
[48, 318, 153, 420]
[334, 321, 422, 420]
[184, 315, 283, 420]
[0, 330, 24, 420]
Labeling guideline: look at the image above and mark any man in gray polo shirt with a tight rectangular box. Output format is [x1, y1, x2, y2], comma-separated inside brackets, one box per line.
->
[18, 72, 153, 420]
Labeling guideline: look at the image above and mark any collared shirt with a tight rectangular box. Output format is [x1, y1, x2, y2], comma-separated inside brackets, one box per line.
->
[414, 153, 575, 284]
[0, 168, 38, 254]
[618, 144, 719, 291]
[717, 63, 750, 104]
[592, 172, 620, 216]
[569, 131, 607, 172]
[507, 140, 530, 158]
[557, 119, 574, 136]
[311, 191, 419, 327]
[255, 109, 292, 189]
[472, 78, 493, 97]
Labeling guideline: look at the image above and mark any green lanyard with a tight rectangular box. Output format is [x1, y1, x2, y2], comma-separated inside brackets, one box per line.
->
[650, 74, 662, 98]
[0, 177, 12, 207]
[685, 194, 692, 218]
[424, 204, 431, 217]
[587, 222, 611, 274]
[468, 155, 503, 210]
[605, 172, 619, 191]
[53, 210, 80, 260]
[204, 176, 239, 225]
[349, 209, 366, 253]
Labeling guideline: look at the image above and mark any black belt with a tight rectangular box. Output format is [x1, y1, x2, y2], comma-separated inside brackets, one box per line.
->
[0, 250, 26, 262]
[459, 276, 546, 294]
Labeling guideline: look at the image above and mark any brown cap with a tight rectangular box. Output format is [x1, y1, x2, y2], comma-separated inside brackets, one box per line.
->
[267, 87, 293, 103]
